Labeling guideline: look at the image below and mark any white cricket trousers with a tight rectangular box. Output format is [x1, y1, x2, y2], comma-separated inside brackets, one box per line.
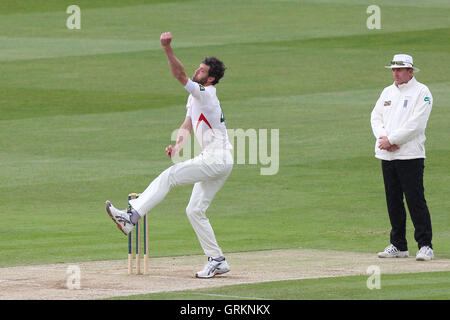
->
[129, 149, 233, 259]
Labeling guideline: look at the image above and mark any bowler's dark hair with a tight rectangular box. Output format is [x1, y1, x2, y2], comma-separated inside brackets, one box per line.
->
[202, 57, 226, 85]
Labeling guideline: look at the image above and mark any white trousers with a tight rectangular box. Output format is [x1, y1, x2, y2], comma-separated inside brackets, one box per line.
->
[129, 149, 233, 258]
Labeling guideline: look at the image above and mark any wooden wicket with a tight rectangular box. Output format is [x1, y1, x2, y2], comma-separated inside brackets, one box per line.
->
[127, 193, 148, 275]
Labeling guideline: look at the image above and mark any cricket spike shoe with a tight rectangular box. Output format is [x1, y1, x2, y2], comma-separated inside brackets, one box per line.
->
[195, 257, 230, 278]
[416, 246, 434, 261]
[106, 200, 134, 235]
[377, 244, 409, 258]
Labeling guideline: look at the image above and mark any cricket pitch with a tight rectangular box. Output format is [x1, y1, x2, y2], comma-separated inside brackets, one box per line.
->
[1, 248, 449, 300]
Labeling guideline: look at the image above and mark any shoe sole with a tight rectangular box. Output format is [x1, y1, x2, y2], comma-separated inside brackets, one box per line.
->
[378, 255, 409, 258]
[378, 251, 409, 258]
[416, 256, 433, 261]
[106, 200, 128, 236]
[195, 268, 230, 279]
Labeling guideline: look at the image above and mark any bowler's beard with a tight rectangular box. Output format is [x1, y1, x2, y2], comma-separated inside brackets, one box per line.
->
[193, 74, 208, 85]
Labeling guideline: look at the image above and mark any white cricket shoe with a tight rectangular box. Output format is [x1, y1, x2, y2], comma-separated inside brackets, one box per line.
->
[378, 244, 409, 258]
[416, 246, 434, 261]
[106, 200, 134, 235]
[195, 257, 230, 278]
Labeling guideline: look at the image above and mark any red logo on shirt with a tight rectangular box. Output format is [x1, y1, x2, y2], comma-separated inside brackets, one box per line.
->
[196, 113, 213, 131]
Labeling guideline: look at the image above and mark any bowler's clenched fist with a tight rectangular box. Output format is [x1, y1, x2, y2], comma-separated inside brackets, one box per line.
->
[160, 32, 172, 47]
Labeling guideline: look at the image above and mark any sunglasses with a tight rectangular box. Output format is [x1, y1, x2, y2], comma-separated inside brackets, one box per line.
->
[390, 61, 413, 66]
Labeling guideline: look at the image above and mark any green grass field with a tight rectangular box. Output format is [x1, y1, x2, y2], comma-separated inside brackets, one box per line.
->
[0, 0, 449, 301]
[112, 271, 450, 300]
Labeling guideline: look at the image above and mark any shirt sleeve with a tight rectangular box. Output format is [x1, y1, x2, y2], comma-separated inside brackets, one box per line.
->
[370, 89, 388, 139]
[186, 97, 192, 118]
[184, 78, 205, 98]
[388, 88, 433, 145]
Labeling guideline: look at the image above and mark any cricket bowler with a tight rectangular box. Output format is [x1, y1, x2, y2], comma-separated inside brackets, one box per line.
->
[106, 32, 233, 278]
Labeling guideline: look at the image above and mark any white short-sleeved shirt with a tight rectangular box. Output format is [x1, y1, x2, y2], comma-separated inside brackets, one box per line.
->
[184, 79, 232, 151]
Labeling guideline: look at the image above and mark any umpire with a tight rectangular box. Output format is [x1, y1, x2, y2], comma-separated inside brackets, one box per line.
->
[371, 54, 434, 261]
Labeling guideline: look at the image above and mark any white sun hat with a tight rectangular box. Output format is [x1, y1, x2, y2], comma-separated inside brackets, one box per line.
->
[385, 54, 420, 72]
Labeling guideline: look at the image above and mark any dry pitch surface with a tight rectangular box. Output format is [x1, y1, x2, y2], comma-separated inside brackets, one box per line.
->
[1, 248, 449, 300]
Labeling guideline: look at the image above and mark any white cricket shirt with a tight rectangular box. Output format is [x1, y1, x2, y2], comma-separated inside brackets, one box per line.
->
[370, 77, 433, 160]
[184, 79, 232, 151]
